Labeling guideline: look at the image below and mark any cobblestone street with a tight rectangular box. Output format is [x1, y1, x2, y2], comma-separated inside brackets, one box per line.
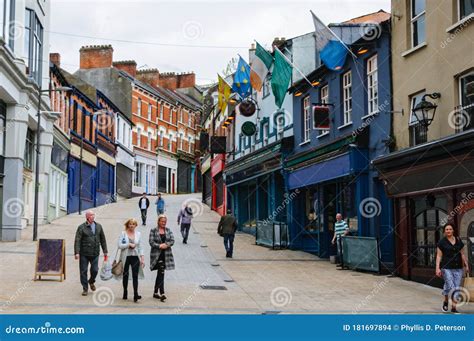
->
[0, 193, 472, 314]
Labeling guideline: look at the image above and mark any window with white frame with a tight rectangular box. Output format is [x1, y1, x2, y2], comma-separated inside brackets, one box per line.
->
[262, 121, 269, 146]
[303, 96, 311, 142]
[147, 131, 152, 150]
[123, 124, 127, 147]
[275, 112, 284, 139]
[169, 134, 173, 151]
[159, 130, 164, 147]
[117, 117, 120, 140]
[411, 0, 426, 48]
[137, 98, 142, 116]
[318, 85, 330, 136]
[460, 0, 474, 19]
[188, 136, 192, 152]
[24, 8, 44, 85]
[148, 103, 152, 120]
[2, 0, 15, 50]
[409, 91, 428, 146]
[367, 55, 378, 116]
[159, 104, 164, 120]
[188, 112, 192, 126]
[343, 71, 352, 125]
[137, 127, 142, 147]
[457, 72, 474, 132]
[179, 133, 184, 150]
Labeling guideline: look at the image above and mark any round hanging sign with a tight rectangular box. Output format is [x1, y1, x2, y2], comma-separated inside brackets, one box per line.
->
[239, 100, 256, 117]
[242, 121, 257, 136]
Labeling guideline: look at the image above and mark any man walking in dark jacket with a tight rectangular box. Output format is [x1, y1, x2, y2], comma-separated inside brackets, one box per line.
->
[218, 209, 238, 258]
[138, 193, 150, 225]
[74, 211, 108, 296]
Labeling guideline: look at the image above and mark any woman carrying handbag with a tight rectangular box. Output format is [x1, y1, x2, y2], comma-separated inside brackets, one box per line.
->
[116, 218, 145, 303]
[149, 214, 175, 302]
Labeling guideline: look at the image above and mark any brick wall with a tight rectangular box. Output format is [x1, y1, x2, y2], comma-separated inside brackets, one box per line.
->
[79, 45, 114, 69]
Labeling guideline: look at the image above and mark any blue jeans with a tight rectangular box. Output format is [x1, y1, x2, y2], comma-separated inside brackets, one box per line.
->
[223, 234, 235, 255]
[157, 208, 164, 215]
[79, 255, 99, 291]
[441, 268, 464, 297]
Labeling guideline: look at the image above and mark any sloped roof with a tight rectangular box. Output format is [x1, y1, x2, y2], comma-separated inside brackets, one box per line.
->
[343, 9, 390, 24]
[60, 67, 98, 104]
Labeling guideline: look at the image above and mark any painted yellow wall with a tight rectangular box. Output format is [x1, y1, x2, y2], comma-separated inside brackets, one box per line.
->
[391, 0, 474, 150]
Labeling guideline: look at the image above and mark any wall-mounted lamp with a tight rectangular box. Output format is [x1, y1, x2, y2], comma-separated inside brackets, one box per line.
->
[357, 47, 369, 55]
[294, 90, 304, 97]
[412, 92, 441, 127]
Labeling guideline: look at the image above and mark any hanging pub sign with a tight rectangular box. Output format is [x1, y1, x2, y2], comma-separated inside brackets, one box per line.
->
[238, 99, 257, 117]
[313, 105, 330, 130]
[210, 136, 227, 154]
[199, 131, 209, 151]
[241, 121, 256, 136]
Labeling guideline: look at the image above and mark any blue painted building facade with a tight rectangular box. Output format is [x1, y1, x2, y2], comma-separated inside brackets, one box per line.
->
[285, 18, 395, 270]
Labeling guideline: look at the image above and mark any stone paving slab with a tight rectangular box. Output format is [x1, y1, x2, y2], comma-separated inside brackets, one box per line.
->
[0, 193, 472, 314]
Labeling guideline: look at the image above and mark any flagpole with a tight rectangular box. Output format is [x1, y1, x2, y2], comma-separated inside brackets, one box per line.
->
[310, 10, 358, 59]
[273, 46, 313, 87]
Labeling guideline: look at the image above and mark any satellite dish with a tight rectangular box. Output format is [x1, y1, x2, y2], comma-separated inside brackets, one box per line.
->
[242, 121, 256, 136]
[238, 99, 256, 117]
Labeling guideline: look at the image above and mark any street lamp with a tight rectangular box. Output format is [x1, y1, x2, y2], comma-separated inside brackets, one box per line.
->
[78, 109, 106, 215]
[412, 92, 441, 127]
[33, 85, 72, 241]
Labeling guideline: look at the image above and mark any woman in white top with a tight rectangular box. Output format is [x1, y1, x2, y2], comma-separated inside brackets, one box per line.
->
[117, 218, 145, 302]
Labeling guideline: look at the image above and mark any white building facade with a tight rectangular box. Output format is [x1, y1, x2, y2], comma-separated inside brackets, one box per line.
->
[1, 0, 56, 241]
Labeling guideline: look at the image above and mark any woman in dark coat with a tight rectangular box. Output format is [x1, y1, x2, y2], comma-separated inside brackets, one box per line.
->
[149, 214, 175, 302]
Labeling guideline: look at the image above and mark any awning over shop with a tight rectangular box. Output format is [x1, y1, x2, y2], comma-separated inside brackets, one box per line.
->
[287, 153, 351, 190]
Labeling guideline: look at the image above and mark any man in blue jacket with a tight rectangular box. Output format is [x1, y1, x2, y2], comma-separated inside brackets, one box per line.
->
[155, 193, 165, 215]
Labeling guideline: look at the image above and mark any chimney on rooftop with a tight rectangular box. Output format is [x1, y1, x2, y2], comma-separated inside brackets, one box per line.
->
[113, 60, 138, 78]
[79, 45, 114, 69]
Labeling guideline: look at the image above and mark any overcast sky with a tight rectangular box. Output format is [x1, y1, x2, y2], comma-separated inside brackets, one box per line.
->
[50, 0, 390, 85]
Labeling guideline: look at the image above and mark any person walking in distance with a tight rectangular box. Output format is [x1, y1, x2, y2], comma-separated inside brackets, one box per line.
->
[218, 209, 238, 258]
[155, 193, 165, 215]
[74, 211, 108, 296]
[177, 204, 193, 244]
[150, 215, 175, 302]
[138, 192, 150, 225]
[331, 213, 349, 266]
[117, 218, 145, 303]
[436, 223, 469, 313]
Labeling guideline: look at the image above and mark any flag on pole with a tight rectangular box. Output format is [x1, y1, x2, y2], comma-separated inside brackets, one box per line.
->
[217, 74, 231, 114]
[311, 10, 349, 71]
[232, 56, 252, 99]
[271, 48, 292, 108]
[250, 42, 274, 91]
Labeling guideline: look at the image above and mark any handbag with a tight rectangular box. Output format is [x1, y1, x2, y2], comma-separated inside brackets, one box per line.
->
[462, 272, 474, 302]
[111, 236, 124, 276]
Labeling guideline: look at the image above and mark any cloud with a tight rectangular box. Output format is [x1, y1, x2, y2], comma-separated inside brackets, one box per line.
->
[50, 0, 390, 84]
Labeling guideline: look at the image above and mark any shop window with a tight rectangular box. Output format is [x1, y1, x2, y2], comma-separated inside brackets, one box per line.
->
[134, 162, 142, 186]
[0, 102, 5, 157]
[342, 182, 358, 232]
[411, 0, 426, 48]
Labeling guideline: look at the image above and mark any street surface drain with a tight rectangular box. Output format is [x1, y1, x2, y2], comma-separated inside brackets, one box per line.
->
[200, 285, 227, 290]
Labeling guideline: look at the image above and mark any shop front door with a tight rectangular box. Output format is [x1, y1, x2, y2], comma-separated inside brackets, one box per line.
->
[322, 183, 337, 258]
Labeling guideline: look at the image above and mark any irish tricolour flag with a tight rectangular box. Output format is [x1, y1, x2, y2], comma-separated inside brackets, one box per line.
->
[250, 42, 274, 91]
